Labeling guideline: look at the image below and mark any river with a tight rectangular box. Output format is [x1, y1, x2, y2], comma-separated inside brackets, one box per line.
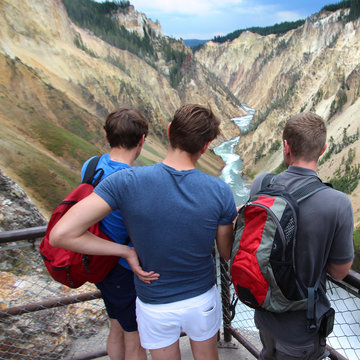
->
[213, 104, 255, 206]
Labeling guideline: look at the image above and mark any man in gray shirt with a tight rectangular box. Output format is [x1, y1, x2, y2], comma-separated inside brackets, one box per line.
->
[250, 112, 354, 359]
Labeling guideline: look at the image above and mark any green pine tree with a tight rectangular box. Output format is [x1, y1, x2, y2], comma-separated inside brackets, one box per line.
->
[349, 0, 360, 20]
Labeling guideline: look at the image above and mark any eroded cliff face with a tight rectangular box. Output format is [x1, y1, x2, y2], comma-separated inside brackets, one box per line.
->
[2, 1, 359, 224]
[196, 9, 360, 224]
[0, 0, 242, 216]
[112, 4, 162, 38]
[0, 169, 47, 231]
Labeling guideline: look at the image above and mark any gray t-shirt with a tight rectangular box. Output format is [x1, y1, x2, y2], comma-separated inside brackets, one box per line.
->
[252, 166, 354, 344]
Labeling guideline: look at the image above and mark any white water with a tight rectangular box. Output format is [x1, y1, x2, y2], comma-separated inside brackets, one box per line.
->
[213, 104, 255, 206]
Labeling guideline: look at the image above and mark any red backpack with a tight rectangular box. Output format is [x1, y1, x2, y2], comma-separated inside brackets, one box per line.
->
[39, 156, 120, 288]
[230, 174, 329, 330]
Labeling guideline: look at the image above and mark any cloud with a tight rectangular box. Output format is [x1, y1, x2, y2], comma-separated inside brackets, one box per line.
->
[131, 0, 245, 16]
[275, 11, 304, 23]
[116, 0, 316, 39]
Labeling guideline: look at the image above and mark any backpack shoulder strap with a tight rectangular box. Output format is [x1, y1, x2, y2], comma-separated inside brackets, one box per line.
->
[290, 177, 330, 329]
[290, 177, 329, 203]
[82, 156, 104, 186]
[259, 173, 276, 191]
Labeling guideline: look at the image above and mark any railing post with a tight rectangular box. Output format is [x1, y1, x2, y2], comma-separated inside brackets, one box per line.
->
[220, 257, 232, 342]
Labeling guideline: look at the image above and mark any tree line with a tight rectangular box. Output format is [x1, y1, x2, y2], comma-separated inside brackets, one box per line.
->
[212, 20, 305, 44]
[321, 0, 360, 20]
[62, 0, 155, 60]
[210, 0, 360, 45]
[62, 0, 189, 88]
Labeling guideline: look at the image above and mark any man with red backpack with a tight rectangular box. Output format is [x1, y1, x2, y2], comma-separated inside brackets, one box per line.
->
[249, 112, 354, 359]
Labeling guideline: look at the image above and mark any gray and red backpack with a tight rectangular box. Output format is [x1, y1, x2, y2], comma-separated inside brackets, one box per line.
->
[230, 174, 329, 329]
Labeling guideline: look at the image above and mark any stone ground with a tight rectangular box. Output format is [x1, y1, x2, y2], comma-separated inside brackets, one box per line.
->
[71, 328, 257, 360]
[98, 336, 255, 360]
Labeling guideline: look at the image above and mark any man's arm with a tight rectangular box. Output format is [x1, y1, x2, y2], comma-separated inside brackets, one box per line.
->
[49, 192, 159, 284]
[327, 261, 353, 281]
[216, 224, 234, 261]
[50, 192, 114, 253]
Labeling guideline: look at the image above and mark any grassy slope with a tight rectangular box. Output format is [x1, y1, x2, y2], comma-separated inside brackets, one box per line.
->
[0, 55, 223, 219]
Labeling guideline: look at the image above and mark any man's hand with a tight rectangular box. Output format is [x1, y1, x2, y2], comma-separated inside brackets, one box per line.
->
[126, 247, 160, 284]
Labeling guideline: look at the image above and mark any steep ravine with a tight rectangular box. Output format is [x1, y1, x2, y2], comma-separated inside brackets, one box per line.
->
[195, 9, 360, 226]
[0, 0, 242, 216]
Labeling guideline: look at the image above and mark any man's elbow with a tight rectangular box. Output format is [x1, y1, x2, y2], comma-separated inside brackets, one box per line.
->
[328, 270, 347, 281]
[327, 261, 353, 281]
[49, 226, 64, 248]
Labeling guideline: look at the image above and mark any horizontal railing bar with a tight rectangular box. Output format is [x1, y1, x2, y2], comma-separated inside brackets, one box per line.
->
[0, 226, 46, 243]
[1, 228, 360, 292]
[327, 345, 348, 360]
[0, 290, 101, 318]
[344, 269, 360, 292]
[228, 326, 259, 358]
[331, 278, 360, 298]
[328, 270, 360, 298]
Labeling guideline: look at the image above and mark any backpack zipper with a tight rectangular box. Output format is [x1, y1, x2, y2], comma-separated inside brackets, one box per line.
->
[246, 201, 288, 261]
[246, 196, 305, 297]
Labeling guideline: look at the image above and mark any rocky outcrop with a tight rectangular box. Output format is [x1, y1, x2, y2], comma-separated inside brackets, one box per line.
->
[0, 167, 106, 358]
[113, 5, 162, 38]
[0, 169, 47, 231]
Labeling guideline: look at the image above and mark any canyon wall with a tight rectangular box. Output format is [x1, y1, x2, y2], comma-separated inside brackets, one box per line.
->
[196, 9, 360, 224]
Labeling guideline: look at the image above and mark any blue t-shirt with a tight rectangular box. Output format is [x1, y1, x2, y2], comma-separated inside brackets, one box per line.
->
[94, 162, 237, 304]
[81, 154, 132, 270]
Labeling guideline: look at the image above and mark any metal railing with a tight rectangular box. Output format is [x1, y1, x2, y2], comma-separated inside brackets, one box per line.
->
[219, 261, 360, 360]
[0, 227, 359, 359]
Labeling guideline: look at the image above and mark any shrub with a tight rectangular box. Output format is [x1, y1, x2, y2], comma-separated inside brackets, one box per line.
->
[329, 149, 360, 194]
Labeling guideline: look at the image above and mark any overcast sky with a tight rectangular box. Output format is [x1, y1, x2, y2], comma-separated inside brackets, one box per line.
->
[99, 0, 336, 39]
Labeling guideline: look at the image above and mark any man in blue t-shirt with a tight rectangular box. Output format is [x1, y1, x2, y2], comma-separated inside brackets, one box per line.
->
[81, 106, 149, 360]
[50, 104, 237, 360]
[250, 112, 354, 359]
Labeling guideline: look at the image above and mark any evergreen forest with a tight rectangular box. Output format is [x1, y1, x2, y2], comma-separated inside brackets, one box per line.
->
[62, 0, 155, 60]
[62, 0, 187, 88]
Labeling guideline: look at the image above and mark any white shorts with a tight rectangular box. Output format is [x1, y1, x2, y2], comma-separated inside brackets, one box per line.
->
[136, 285, 222, 350]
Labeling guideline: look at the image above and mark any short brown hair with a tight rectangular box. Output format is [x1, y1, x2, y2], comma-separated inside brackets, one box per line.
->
[169, 104, 220, 154]
[283, 112, 326, 161]
[104, 106, 148, 149]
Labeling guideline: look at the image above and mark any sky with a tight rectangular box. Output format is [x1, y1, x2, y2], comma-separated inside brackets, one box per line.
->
[120, 0, 335, 40]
